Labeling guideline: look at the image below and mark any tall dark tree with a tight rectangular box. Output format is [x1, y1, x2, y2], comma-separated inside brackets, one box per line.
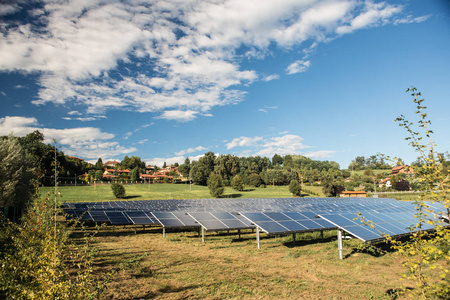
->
[214, 154, 239, 183]
[95, 158, 104, 170]
[207, 172, 224, 198]
[0, 134, 35, 211]
[272, 154, 283, 166]
[190, 152, 216, 185]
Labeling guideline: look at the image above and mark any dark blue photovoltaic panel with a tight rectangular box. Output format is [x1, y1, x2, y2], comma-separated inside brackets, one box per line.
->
[125, 211, 158, 225]
[64, 197, 446, 240]
[188, 212, 253, 231]
[256, 221, 288, 233]
[151, 212, 200, 228]
[277, 221, 307, 231]
[319, 210, 446, 242]
[105, 211, 131, 225]
[173, 212, 198, 227]
[89, 210, 109, 223]
[240, 211, 335, 235]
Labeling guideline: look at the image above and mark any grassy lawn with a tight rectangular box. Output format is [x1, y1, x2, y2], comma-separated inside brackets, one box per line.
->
[83, 226, 411, 299]
[41, 183, 326, 204]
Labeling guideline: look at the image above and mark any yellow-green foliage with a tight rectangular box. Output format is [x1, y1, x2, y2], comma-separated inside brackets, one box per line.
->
[358, 88, 449, 299]
[0, 194, 103, 299]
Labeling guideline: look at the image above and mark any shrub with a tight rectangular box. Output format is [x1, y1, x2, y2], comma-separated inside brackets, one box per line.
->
[289, 180, 302, 196]
[248, 173, 262, 187]
[207, 173, 224, 198]
[231, 174, 244, 191]
[111, 183, 126, 198]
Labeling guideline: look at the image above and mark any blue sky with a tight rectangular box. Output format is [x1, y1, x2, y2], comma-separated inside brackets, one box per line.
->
[1, 0, 449, 168]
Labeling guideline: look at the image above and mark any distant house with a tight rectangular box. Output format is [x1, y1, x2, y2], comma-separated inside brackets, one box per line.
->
[379, 178, 391, 188]
[139, 173, 173, 182]
[391, 165, 414, 176]
[339, 191, 367, 198]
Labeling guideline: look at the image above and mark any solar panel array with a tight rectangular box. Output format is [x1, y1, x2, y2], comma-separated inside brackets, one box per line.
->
[63, 197, 448, 242]
[240, 211, 335, 235]
[188, 212, 253, 231]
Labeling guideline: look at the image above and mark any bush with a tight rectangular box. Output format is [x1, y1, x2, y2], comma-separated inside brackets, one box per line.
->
[231, 174, 244, 191]
[248, 173, 262, 187]
[111, 183, 126, 198]
[289, 180, 302, 196]
[207, 173, 224, 198]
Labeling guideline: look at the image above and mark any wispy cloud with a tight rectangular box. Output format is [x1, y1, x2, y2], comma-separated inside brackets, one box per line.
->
[286, 60, 311, 75]
[0, 0, 410, 121]
[226, 136, 264, 149]
[262, 74, 280, 82]
[0, 116, 135, 159]
[225, 132, 338, 160]
[175, 146, 208, 156]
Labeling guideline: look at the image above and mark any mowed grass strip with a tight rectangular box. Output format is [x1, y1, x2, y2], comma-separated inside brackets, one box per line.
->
[41, 183, 325, 203]
[84, 226, 409, 300]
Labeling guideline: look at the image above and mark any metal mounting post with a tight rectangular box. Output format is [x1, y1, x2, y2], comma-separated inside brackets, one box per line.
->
[202, 227, 205, 243]
[256, 226, 261, 249]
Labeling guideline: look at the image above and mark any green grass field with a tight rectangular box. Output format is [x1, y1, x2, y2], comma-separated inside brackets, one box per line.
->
[40, 183, 326, 204]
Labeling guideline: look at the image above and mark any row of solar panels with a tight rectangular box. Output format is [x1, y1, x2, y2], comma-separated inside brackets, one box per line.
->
[64, 198, 448, 243]
[65, 197, 413, 214]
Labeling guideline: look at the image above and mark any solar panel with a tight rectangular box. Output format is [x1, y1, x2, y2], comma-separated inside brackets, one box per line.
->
[151, 212, 199, 228]
[105, 211, 132, 225]
[89, 210, 110, 223]
[187, 212, 253, 231]
[318, 210, 440, 242]
[240, 211, 335, 235]
[124, 211, 159, 225]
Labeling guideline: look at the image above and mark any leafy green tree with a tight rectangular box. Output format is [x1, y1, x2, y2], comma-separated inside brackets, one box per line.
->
[289, 180, 302, 196]
[111, 183, 126, 198]
[207, 172, 224, 198]
[178, 160, 191, 178]
[0, 134, 35, 211]
[191, 152, 216, 185]
[272, 154, 283, 166]
[130, 167, 139, 181]
[94, 169, 103, 181]
[248, 173, 263, 187]
[214, 154, 239, 183]
[95, 158, 104, 170]
[261, 168, 285, 186]
[231, 174, 244, 191]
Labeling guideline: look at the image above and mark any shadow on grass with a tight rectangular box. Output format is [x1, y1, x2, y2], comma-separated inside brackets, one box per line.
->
[283, 236, 336, 248]
[221, 193, 243, 198]
[345, 238, 404, 259]
[122, 195, 142, 200]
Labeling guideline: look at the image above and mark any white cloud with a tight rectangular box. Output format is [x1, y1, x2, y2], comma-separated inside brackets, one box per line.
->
[0, 116, 135, 159]
[286, 60, 311, 75]
[303, 150, 337, 159]
[226, 136, 264, 149]
[255, 134, 310, 157]
[336, 2, 403, 35]
[68, 111, 82, 116]
[394, 14, 431, 25]
[262, 74, 280, 82]
[137, 139, 148, 145]
[225, 133, 338, 160]
[175, 146, 208, 156]
[144, 156, 186, 168]
[0, 0, 409, 121]
[157, 110, 199, 122]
